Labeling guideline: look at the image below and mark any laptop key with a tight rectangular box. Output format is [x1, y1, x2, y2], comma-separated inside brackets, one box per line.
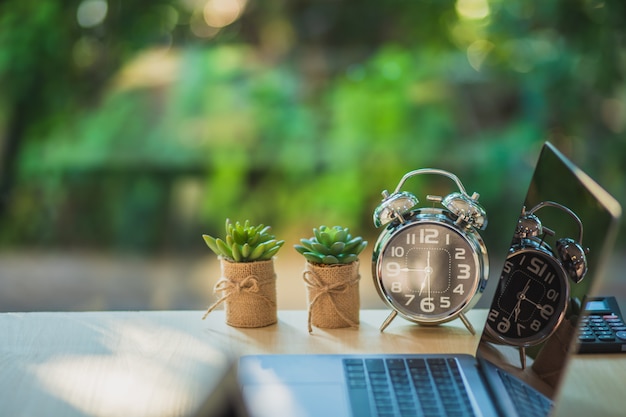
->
[344, 357, 476, 417]
[498, 369, 552, 417]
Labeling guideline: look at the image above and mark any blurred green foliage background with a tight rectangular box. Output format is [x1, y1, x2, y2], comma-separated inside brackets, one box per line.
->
[1, 0, 625, 256]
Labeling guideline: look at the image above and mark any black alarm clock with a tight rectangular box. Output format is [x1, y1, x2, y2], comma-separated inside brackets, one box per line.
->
[372, 168, 489, 333]
[485, 201, 588, 368]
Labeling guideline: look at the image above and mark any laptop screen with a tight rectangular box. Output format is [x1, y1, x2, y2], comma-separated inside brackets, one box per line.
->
[477, 142, 622, 401]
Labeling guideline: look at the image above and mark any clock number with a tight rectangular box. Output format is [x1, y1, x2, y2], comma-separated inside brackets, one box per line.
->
[543, 272, 555, 285]
[407, 228, 442, 245]
[527, 257, 554, 284]
[420, 228, 439, 244]
[391, 281, 402, 293]
[457, 264, 471, 279]
[453, 284, 465, 295]
[516, 323, 526, 336]
[540, 304, 554, 321]
[503, 260, 513, 274]
[546, 289, 559, 301]
[497, 317, 511, 333]
[386, 262, 400, 277]
[390, 246, 404, 257]
[440, 296, 450, 309]
[455, 248, 466, 260]
[527, 257, 544, 275]
[530, 320, 541, 331]
[404, 294, 415, 306]
[488, 309, 499, 323]
[421, 297, 435, 313]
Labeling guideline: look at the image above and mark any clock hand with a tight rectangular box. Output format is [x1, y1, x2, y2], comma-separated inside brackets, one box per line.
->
[509, 300, 521, 322]
[426, 251, 433, 298]
[508, 280, 531, 322]
[419, 270, 429, 296]
[520, 280, 531, 297]
[419, 251, 431, 296]
[509, 298, 522, 322]
[522, 297, 544, 311]
[517, 281, 549, 312]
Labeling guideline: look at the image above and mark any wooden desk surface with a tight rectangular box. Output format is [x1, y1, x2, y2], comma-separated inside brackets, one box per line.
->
[0, 310, 623, 417]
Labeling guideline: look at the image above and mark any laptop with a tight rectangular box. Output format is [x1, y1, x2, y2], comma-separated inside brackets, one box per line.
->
[237, 142, 622, 417]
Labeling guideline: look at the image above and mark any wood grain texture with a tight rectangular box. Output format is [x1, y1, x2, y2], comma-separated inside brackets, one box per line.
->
[0, 310, 623, 417]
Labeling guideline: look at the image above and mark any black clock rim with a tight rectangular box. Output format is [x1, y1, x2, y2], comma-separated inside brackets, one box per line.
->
[484, 247, 570, 347]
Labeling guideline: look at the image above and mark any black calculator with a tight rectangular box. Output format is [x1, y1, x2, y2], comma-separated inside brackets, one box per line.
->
[578, 296, 626, 353]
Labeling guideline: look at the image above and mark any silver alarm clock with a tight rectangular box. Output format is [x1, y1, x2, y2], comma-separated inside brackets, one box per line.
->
[372, 168, 489, 333]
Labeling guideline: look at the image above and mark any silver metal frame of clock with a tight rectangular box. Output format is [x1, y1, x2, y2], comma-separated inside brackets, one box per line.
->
[371, 168, 490, 334]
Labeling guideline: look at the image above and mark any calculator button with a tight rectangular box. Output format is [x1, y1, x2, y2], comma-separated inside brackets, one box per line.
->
[611, 325, 626, 331]
[598, 335, 616, 342]
[616, 331, 626, 341]
[603, 315, 619, 320]
[579, 335, 596, 342]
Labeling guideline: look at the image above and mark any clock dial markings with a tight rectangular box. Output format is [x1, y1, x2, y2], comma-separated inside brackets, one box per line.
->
[377, 221, 484, 322]
[486, 249, 568, 346]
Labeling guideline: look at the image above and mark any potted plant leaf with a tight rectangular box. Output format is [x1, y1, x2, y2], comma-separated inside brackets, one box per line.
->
[202, 219, 284, 328]
[294, 225, 367, 332]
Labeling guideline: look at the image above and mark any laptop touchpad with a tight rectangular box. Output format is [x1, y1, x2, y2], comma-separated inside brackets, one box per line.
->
[242, 383, 349, 417]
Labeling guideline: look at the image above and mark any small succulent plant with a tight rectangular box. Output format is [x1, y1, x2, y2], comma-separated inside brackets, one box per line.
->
[202, 219, 284, 262]
[294, 225, 367, 265]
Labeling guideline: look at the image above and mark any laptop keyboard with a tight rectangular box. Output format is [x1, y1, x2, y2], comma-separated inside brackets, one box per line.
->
[497, 369, 553, 417]
[343, 357, 475, 417]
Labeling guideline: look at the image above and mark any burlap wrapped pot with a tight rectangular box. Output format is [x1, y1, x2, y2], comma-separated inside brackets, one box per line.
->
[303, 260, 360, 333]
[202, 258, 277, 328]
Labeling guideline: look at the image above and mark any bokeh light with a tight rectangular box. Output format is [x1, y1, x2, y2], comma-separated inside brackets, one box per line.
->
[203, 0, 247, 28]
[76, 0, 108, 28]
[456, 0, 490, 20]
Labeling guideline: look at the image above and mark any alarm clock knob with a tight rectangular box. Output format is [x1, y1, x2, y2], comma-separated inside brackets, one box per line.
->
[441, 192, 487, 230]
[373, 191, 419, 227]
[515, 212, 543, 239]
[556, 238, 588, 284]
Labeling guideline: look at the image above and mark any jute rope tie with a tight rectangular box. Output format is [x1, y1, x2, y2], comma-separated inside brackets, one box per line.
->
[202, 274, 275, 320]
[303, 269, 360, 333]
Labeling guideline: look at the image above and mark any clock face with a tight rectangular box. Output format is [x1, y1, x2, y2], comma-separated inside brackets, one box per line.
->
[374, 220, 483, 323]
[486, 248, 569, 346]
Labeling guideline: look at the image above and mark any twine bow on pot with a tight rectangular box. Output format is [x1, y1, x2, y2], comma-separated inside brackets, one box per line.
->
[202, 274, 276, 320]
[303, 266, 360, 333]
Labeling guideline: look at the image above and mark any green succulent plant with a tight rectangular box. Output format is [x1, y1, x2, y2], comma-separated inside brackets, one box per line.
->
[294, 225, 367, 265]
[202, 219, 284, 262]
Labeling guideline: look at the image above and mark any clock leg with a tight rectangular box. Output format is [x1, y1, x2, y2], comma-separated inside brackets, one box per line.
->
[379, 311, 398, 332]
[459, 313, 476, 335]
[519, 347, 527, 369]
